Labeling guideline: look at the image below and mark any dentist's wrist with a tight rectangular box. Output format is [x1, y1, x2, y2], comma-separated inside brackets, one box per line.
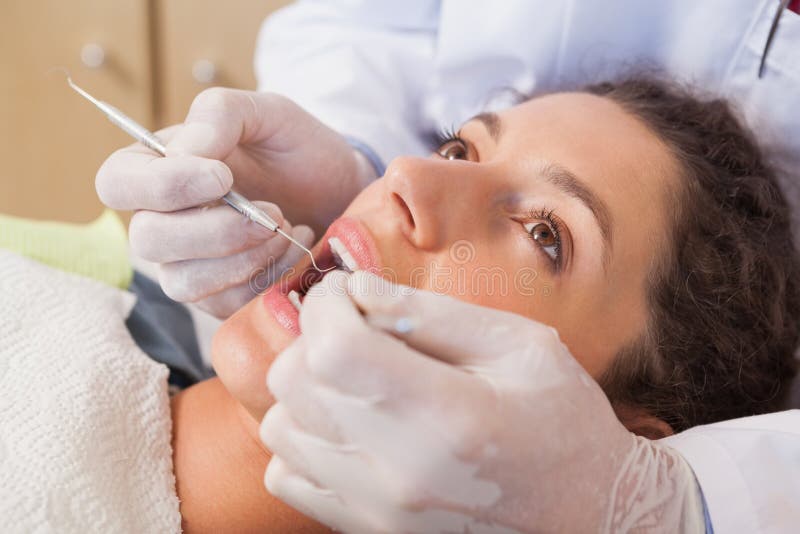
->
[345, 136, 386, 189]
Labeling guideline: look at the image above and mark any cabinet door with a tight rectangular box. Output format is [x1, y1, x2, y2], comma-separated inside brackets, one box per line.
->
[155, 0, 292, 127]
[0, 0, 154, 222]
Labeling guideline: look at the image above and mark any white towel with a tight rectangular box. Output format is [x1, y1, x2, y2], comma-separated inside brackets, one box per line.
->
[0, 251, 181, 533]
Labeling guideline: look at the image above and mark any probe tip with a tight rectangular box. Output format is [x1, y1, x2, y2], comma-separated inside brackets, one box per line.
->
[274, 228, 336, 273]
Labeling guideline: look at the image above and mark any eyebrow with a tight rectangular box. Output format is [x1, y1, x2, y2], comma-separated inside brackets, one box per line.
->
[540, 163, 613, 267]
[470, 112, 614, 267]
[472, 112, 503, 143]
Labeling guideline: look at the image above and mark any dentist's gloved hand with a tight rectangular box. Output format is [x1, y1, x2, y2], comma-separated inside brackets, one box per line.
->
[96, 89, 377, 318]
[261, 271, 706, 533]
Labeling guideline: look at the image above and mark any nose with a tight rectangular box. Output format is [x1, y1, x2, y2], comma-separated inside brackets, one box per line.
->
[383, 156, 479, 250]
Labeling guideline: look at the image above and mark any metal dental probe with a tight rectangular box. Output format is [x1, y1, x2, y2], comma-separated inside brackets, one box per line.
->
[65, 74, 334, 273]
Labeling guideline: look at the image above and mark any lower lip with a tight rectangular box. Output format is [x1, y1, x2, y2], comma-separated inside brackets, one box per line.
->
[262, 284, 301, 336]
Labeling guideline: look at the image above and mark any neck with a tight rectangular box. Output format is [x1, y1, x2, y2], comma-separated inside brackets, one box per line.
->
[170, 378, 329, 533]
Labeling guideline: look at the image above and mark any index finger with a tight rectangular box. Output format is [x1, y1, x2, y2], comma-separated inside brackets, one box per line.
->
[95, 124, 233, 211]
[346, 271, 570, 372]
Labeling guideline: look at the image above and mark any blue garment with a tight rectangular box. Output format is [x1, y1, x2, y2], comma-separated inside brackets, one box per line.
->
[701, 486, 715, 534]
[345, 135, 387, 178]
[126, 271, 213, 389]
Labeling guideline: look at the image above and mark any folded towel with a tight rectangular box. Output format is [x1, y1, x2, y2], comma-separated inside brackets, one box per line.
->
[0, 209, 132, 289]
[0, 251, 180, 533]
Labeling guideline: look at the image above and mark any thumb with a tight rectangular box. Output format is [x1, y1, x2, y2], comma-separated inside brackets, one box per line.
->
[346, 271, 569, 371]
[166, 88, 272, 159]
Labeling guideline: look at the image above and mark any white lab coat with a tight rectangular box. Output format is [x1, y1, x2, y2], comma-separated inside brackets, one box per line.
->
[254, 1, 800, 532]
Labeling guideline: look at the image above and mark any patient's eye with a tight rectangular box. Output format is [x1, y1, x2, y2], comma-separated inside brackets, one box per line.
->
[437, 139, 468, 160]
[435, 126, 469, 160]
[523, 212, 563, 269]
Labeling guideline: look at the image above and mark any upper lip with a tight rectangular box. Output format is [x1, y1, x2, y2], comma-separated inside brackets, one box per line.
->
[275, 216, 382, 296]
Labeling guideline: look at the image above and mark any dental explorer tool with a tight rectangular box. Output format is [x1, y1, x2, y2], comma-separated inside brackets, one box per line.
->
[65, 74, 333, 273]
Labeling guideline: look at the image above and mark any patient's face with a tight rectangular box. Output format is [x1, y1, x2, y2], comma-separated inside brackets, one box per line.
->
[213, 92, 679, 415]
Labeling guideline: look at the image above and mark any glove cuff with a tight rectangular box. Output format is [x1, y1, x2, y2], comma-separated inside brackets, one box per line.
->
[344, 136, 386, 182]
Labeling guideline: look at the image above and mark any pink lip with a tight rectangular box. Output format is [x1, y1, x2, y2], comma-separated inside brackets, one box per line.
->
[262, 283, 301, 336]
[262, 216, 382, 336]
[322, 216, 382, 274]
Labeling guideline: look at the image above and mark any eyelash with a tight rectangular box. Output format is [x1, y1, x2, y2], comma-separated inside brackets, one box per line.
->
[435, 127, 564, 270]
[435, 125, 461, 145]
[434, 126, 468, 158]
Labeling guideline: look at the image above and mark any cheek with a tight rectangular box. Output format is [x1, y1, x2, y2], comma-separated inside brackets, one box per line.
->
[555, 326, 618, 379]
[411, 252, 620, 380]
[531, 290, 631, 380]
[403, 245, 555, 316]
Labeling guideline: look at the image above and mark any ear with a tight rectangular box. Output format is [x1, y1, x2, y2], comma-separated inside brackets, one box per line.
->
[612, 403, 674, 439]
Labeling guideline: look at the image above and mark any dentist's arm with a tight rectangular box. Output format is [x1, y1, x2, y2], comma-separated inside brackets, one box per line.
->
[255, 0, 440, 164]
[260, 272, 707, 533]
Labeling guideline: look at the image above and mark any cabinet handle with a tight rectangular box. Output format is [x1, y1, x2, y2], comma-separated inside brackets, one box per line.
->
[192, 59, 217, 84]
[80, 43, 106, 69]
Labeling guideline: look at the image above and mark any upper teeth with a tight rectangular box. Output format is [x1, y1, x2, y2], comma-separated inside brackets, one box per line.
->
[328, 237, 360, 273]
[287, 289, 303, 311]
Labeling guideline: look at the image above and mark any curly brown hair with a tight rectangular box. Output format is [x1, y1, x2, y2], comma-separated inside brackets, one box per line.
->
[586, 78, 800, 433]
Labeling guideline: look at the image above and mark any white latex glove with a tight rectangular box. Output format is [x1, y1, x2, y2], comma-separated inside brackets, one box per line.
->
[96, 89, 377, 317]
[261, 271, 706, 533]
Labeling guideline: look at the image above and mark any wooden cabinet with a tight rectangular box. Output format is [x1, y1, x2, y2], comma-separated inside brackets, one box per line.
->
[155, 0, 290, 126]
[0, 0, 291, 223]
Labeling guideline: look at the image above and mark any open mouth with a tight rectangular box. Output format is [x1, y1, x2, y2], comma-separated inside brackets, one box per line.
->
[286, 236, 361, 311]
[262, 216, 381, 335]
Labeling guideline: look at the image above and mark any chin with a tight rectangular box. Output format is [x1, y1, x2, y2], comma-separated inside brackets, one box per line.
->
[210, 296, 294, 419]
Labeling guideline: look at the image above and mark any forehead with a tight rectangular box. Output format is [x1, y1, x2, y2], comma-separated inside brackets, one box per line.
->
[493, 92, 675, 175]
[482, 91, 679, 236]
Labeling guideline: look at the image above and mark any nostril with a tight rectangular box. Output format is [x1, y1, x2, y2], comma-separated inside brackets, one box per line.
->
[392, 192, 415, 230]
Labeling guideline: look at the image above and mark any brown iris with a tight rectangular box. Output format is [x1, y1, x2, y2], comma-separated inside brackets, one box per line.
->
[529, 222, 556, 246]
